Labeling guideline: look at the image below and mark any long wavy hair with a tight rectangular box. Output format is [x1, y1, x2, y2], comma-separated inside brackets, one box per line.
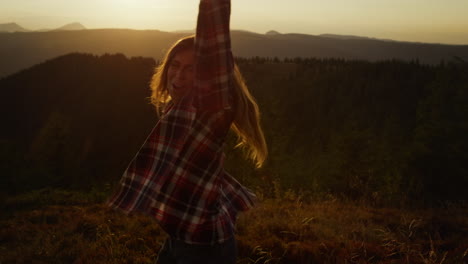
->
[150, 35, 268, 168]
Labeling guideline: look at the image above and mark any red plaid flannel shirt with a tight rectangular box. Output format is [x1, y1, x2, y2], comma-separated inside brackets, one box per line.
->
[106, 0, 257, 245]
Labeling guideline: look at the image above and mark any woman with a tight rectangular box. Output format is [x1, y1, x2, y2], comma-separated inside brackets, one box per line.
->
[106, 0, 267, 263]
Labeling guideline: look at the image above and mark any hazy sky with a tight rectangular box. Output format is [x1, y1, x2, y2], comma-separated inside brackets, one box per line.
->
[2, 0, 468, 44]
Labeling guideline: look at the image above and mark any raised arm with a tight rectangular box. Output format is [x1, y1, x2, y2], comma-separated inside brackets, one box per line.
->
[194, 0, 234, 111]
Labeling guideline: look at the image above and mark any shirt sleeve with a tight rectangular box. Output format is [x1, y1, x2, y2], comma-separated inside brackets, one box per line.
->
[106, 102, 196, 215]
[194, 0, 234, 111]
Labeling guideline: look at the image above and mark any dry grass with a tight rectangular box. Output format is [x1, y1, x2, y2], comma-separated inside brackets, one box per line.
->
[237, 196, 467, 264]
[0, 204, 165, 263]
[1, 189, 467, 264]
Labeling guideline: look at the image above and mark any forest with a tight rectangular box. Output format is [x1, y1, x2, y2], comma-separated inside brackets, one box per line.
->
[0, 53, 467, 263]
[1, 53, 467, 205]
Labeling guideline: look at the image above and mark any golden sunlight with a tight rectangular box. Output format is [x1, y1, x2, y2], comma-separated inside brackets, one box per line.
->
[109, 0, 139, 10]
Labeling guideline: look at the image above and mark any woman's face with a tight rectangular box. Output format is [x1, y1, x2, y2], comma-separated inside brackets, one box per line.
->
[167, 49, 195, 103]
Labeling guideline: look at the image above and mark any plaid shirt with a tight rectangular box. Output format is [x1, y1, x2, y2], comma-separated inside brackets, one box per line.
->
[106, 0, 257, 245]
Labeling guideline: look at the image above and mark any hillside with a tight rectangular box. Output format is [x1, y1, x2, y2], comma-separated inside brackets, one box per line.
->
[1, 189, 467, 263]
[1, 28, 468, 78]
[54, 22, 86, 31]
[0, 53, 157, 191]
[1, 53, 467, 204]
[0, 22, 29, 33]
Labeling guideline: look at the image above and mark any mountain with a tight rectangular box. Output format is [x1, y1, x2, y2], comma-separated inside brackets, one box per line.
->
[0, 22, 86, 33]
[171, 29, 195, 34]
[1, 52, 467, 202]
[266, 30, 281, 35]
[0, 53, 157, 189]
[320, 34, 400, 43]
[54, 22, 86, 31]
[320, 34, 374, 40]
[1, 28, 468, 78]
[0, 22, 29, 32]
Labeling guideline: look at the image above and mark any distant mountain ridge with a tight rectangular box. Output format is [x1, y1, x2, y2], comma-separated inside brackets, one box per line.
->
[54, 22, 86, 31]
[1, 27, 468, 78]
[266, 30, 281, 35]
[0, 22, 86, 33]
[0, 23, 29, 32]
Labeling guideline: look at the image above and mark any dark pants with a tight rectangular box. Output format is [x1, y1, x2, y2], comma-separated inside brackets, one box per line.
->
[154, 237, 237, 264]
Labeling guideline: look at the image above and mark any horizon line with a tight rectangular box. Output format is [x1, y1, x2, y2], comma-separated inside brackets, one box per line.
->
[1, 21, 467, 46]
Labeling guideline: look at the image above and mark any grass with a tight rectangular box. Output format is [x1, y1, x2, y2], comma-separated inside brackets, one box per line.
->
[0, 188, 467, 264]
[237, 196, 467, 264]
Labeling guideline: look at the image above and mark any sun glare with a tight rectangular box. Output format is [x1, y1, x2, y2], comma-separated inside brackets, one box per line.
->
[109, 0, 138, 10]
[102, 0, 152, 25]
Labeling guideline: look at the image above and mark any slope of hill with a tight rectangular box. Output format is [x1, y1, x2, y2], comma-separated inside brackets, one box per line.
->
[265, 30, 281, 35]
[54, 22, 86, 31]
[2, 192, 467, 264]
[1, 53, 467, 203]
[0, 53, 157, 191]
[0, 29, 182, 78]
[1, 29, 468, 78]
[0, 22, 29, 33]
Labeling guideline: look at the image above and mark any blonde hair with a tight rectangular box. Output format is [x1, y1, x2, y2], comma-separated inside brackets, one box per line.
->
[150, 35, 268, 168]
